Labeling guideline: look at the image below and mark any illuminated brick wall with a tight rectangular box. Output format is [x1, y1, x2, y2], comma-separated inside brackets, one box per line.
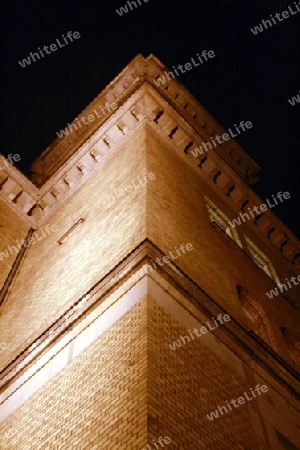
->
[145, 122, 299, 363]
[1, 286, 298, 449]
[146, 295, 270, 449]
[0, 125, 148, 369]
[0, 55, 299, 450]
[0, 296, 148, 450]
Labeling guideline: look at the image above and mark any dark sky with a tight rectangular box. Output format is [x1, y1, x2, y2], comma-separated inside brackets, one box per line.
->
[1, 0, 300, 237]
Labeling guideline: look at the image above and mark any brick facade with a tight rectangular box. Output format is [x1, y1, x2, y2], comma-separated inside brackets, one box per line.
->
[0, 54, 299, 449]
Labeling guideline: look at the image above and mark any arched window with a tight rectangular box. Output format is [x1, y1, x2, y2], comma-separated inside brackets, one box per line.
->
[281, 327, 300, 364]
[204, 196, 242, 248]
[244, 236, 280, 285]
[237, 286, 275, 349]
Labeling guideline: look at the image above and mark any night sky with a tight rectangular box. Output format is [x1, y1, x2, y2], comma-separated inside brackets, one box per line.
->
[2, 0, 300, 236]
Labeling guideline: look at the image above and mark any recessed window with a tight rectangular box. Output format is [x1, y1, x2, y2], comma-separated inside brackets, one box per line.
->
[204, 196, 242, 248]
[245, 236, 280, 285]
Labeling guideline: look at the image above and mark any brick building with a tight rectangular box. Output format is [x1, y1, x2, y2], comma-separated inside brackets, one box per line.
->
[0, 54, 299, 449]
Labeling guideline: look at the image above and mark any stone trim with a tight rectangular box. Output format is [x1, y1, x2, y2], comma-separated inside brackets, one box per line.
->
[0, 240, 299, 423]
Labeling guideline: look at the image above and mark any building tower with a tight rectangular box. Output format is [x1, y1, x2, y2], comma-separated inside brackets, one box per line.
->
[0, 54, 299, 449]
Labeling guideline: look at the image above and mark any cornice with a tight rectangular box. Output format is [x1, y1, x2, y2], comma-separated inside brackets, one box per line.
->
[140, 55, 298, 268]
[138, 83, 299, 270]
[146, 54, 260, 185]
[30, 54, 260, 187]
[0, 79, 299, 268]
[30, 54, 147, 186]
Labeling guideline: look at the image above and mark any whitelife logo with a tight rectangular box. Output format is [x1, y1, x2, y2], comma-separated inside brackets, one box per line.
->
[153, 50, 215, 87]
[116, 0, 150, 16]
[206, 384, 269, 421]
[266, 274, 300, 299]
[0, 153, 21, 171]
[228, 191, 291, 228]
[140, 436, 171, 450]
[288, 90, 300, 106]
[250, 2, 300, 35]
[55, 101, 118, 139]
[118, 243, 194, 285]
[18, 31, 81, 68]
[169, 314, 231, 351]
[0, 224, 58, 262]
[94, 172, 156, 210]
[191, 120, 253, 157]
[68, 172, 156, 226]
